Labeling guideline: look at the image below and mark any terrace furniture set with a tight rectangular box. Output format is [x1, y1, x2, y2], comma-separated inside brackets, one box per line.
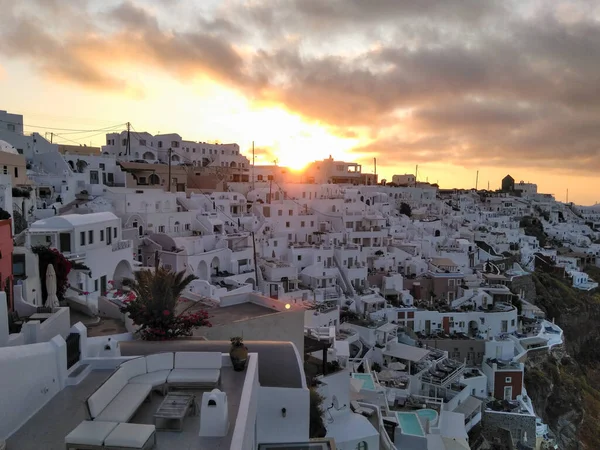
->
[65, 351, 222, 450]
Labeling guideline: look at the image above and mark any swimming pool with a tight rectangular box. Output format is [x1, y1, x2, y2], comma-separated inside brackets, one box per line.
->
[352, 373, 376, 390]
[396, 412, 425, 437]
[416, 408, 439, 426]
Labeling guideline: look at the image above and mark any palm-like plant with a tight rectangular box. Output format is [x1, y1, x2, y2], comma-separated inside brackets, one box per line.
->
[121, 267, 210, 340]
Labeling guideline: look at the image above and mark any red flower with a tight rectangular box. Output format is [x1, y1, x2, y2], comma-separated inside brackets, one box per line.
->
[162, 310, 171, 316]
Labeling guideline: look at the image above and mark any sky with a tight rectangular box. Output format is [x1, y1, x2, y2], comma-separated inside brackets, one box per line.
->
[1, 0, 600, 204]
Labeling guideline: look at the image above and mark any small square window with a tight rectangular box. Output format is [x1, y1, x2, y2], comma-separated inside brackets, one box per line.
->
[505, 377, 512, 383]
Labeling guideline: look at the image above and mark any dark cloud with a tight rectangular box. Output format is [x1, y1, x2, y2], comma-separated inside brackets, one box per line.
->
[1, 0, 600, 173]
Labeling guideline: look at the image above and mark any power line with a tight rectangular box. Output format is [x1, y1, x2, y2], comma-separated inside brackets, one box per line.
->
[0, 118, 126, 133]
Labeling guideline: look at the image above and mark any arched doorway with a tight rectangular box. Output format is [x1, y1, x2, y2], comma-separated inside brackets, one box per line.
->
[245, 277, 256, 289]
[230, 161, 237, 168]
[468, 320, 479, 337]
[171, 154, 180, 163]
[113, 260, 134, 288]
[211, 256, 220, 276]
[149, 173, 160, 185]
[68, 160, 75, 170]
[197, 260, 209, 280]
[142, 151, 154, 160]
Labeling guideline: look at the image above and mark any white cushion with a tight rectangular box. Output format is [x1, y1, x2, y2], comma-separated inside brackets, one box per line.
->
[119, 357, 147, 380]
[146, 352, 174, 372]
[168, 368, 220, 384]
[174, 352, 222, 370]
[65, 420, 118, 445]
[129, 370, 170, 387]
[95, 383, 152, 423]
[88, 370, 128, 418]
[104, 423, 155, 448]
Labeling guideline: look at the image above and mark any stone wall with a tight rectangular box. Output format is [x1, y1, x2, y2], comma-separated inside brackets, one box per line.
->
[509, 274, 536, 303]
[482, 410, 536, 449]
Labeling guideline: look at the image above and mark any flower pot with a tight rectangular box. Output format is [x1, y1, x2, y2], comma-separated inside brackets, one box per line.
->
[229, 345, 248, 371]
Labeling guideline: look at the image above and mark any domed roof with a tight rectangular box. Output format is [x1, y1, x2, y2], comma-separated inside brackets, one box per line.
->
[0, 140, 19, 155]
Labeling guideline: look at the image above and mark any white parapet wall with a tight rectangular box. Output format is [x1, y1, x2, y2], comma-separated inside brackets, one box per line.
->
[0, 336, 67, 440]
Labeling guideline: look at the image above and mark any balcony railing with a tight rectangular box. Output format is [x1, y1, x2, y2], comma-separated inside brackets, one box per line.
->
[112, 240, 132, 252]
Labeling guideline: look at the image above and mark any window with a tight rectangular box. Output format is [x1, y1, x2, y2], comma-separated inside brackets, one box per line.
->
[285, 222, 290, 228]
[297, 255, 302, 261]
[132, 220, 138, 229]
[257, 175, 263, 181]
[2, 166, 6, 175]
[80, 231, 86, 246]
[99, 163, 105, 170]
[301, 221, 305, 227]
[158, 141, 163, 148]
[278, 210, 283, 216]
[172, 141, 180, 148]
[184, 223, 190, 231]
[139, 139, 146, 146]
[289, 210, 293, 216]
[159, 225, 165, 233]
[100, 229, 104, 241]
[273, 241, 278, 247]
[311, 221, 314, 227]
[14, 167, 18, 178]
[94, 279, 99, 291]
[113, 227, 117, 238]
[90, 170, 99, 184]
[122, 139, 127, 146]
[7, 123, 15, 131]
[505, 377, 512, 383]
[88, 230, 94, 244]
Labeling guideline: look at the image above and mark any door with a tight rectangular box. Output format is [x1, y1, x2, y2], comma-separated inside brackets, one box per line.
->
[442, 317, 450, 334]
[503, 386, 512, 400]
[59, 233, 71, 253]
[425, 320, 431, 334]
[269, 283, 279, 299]
[100, 276, 107, 296]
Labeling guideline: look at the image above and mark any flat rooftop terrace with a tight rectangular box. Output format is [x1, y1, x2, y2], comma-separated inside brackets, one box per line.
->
[183, 301, 279, 327]
[7, 367, 245, 450]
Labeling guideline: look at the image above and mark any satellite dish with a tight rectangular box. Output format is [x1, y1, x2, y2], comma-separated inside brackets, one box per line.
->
[332, 396, 340, 410]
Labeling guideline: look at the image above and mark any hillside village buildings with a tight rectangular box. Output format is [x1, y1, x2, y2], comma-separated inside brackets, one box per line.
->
[0, 109, 588, 450]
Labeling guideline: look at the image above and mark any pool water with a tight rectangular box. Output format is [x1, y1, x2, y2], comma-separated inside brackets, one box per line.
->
[416, 408, 439, 426]
[396, 412, 425, 437]
[352, 373, 376, 390]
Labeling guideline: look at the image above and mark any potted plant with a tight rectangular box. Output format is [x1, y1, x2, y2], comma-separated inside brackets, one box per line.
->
[229, 336, 248, 371]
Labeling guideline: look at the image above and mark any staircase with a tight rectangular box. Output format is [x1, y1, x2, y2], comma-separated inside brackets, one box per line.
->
[333, 255, 356, 298]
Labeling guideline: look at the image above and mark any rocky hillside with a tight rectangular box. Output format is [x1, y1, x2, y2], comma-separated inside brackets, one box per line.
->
[524, 272, 600, 449]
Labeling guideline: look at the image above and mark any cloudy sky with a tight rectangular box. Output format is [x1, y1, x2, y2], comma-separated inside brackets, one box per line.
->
[1, 0, 600, 204]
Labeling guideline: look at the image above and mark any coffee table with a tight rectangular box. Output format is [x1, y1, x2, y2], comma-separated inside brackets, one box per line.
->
[154, 392, 197, 432]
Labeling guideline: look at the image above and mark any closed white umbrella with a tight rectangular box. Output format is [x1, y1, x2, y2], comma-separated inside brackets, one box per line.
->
[45, 264, 59, 310]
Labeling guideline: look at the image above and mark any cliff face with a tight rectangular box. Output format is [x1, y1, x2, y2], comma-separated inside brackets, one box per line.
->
[524, 272, 600, 449]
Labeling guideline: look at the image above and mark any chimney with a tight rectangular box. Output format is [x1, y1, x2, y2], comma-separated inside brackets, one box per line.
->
[199, 389, 229, 437]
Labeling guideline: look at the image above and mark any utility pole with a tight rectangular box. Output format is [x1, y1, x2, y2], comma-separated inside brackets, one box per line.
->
[50, 132, 53, 144]
[374, 157, 377, 176]
[126, 122, 131, 157]
[415, 165, 419, 187]
[251, 231, 259, 289]
[252, 141, 255, 191]
[475, 170, 479, 191]
[167, 147, 172, 192]
[566, 189, 569, 204]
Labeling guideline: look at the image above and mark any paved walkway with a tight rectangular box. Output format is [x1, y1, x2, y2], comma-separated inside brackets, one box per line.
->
[7, 370, 112, 450]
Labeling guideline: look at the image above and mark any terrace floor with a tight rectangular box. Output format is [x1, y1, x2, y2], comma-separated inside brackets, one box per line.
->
[7, 368, 245, 450]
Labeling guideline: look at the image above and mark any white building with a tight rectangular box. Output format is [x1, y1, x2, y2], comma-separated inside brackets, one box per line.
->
[25, 212, 135, 310]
